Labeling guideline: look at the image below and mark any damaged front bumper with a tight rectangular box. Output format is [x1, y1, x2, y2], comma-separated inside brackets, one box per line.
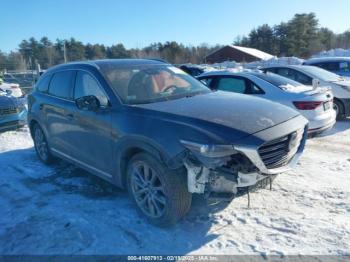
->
[182, 116, 308, 196]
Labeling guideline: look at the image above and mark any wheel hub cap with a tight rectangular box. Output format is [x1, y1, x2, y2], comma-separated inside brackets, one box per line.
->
[131, 162, 166, 218]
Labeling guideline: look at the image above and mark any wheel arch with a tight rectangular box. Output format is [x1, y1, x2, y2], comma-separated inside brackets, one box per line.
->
[334, 97, 345, 117]
[29, 119, 39, 138]
[115, 136, 176, 188]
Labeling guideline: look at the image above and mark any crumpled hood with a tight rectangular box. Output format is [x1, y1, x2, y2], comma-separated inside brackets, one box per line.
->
[135, 91, 300, 135]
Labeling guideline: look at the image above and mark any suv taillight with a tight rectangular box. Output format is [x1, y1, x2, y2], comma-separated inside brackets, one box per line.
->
[293, 101, 323, 110]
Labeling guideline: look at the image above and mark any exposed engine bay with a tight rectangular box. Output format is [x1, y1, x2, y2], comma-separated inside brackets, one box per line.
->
[184, 152, 274, 197]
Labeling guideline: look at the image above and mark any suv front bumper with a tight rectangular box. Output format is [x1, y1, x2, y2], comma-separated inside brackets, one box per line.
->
[185, 115, 309, 194]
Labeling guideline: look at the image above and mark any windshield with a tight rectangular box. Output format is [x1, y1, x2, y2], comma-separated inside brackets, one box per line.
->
[254, 72, 302, 88]
[301, 66, 343, 82]
[99, 63, 211, 104]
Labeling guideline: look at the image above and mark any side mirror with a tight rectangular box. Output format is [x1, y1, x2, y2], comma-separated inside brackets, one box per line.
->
[75, 95, 100, 111]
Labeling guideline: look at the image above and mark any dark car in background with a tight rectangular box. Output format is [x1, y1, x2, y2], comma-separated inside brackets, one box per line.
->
[28, 59, 308, 226]
[0, 88, 27, 133]
[303, 57, 350, 78]
[178, 64, 205, 77]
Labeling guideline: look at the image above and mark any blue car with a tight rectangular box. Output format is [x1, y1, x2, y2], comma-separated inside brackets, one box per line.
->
[303, 57, 350, 78]
[0, 88, 27, 133]
[28, 59, 308, 225]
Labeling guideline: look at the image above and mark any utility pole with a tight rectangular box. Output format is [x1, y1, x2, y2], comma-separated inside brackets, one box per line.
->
[63, 41, 67, 63]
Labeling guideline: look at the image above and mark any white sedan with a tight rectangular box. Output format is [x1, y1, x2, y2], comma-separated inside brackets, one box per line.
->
[262, 65, 350, 120]
[0, 80, 24, 98]
[198, 71, 336, 136]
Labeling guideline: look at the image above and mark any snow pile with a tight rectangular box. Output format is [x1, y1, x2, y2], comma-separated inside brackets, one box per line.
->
[211, 61, 240, 69]
[313, 48, 350, 58]
[200, 57, 304, 71]
[0, 122, 350, 255]
[245, 57, 304, 69]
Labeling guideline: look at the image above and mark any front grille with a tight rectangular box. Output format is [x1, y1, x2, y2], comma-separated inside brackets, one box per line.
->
[1, 120, 20, 128]
[0, 107, 19, 116]
[258, 129, 304, 169]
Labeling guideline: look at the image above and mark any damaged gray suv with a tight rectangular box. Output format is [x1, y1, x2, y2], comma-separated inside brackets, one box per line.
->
[28, 59, 308, 226]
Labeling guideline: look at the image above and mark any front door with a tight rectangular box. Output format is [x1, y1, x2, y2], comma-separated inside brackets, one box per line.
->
[70, 70, 114, 176]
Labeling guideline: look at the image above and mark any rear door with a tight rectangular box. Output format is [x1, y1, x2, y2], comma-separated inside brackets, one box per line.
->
[71, 70, 114, 175]
[44, 70, 77, 155]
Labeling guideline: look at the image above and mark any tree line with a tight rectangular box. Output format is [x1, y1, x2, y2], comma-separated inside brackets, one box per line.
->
[234, 13, 350, 58]
[0, 39, 220, 71]
[1, 12, 350, 71]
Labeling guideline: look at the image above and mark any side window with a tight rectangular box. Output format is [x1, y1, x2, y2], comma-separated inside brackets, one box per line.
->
[48, 71, 75, 99]
[339, 62, 350, 72]
[323, 62, 339, 71]
[74, 71, 109, 107]
[199, 77, 214, 88]
[277, 68, 292, 79]
[293, 70, 312, 85]
[36, 74, 52, 93]
[216, 77, 247, 94]
[247, 81, 265, 94]
[313, 63, 327, 70]
[265, 68, 277, 73]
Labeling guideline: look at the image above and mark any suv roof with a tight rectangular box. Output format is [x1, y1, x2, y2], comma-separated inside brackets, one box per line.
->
[304, 57, 350, 64]
[45, 59, 169, 74]
[262, 65, 307, 70]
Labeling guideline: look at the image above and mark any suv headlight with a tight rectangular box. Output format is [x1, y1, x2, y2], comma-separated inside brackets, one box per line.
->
[180, 140, 236, 158]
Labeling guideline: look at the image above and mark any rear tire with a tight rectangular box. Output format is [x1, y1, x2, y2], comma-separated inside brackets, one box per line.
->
[127, 152, 192, 226]
[333, 99, 345, 120]
[33, 124, 54, 164]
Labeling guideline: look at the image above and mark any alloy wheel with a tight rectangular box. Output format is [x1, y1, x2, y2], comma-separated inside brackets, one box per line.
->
[130, 161, 167, 218]
[34, 127, 48, 161]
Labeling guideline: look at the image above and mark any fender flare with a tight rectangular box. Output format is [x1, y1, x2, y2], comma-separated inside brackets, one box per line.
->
[114, 135, 179, 188]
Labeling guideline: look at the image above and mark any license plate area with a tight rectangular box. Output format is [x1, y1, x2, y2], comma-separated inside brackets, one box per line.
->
[323, 101, 331, 111]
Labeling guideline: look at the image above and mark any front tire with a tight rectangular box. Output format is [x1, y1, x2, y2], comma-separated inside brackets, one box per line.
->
[127, 153, 192, 226]
[33, 124, 54, 164]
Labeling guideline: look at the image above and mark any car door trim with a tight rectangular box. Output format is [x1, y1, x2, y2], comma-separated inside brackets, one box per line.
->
[50, 148, 113, 178]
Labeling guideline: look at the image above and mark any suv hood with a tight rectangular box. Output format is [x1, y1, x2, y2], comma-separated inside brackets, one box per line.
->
[135, 91, 300, 135]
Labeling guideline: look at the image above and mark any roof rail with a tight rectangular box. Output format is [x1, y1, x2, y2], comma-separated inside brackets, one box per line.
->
[145, 58, 169, 64]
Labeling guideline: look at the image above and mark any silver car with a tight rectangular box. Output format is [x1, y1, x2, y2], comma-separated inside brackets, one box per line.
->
[198, 71, 336, 135]
[263, 65, 350, 120]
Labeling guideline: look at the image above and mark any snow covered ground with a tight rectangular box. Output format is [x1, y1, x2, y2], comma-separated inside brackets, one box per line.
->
[0, 121, 349, 255]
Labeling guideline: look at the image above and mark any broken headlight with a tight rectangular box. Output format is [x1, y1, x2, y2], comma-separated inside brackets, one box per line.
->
[180, 140, 236, 157]
[180, 140, 237, 168]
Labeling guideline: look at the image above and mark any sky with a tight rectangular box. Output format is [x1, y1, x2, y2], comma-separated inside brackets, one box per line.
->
[1, 0, 350, 53]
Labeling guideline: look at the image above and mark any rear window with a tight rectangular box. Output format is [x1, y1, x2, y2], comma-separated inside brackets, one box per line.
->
[36, 74, 52, 92]
[254, 72, 301, 88]
[48, 71, 75, 99]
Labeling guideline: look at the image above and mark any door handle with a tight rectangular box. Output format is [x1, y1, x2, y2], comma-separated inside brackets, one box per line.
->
[66, 114, 74, 120]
